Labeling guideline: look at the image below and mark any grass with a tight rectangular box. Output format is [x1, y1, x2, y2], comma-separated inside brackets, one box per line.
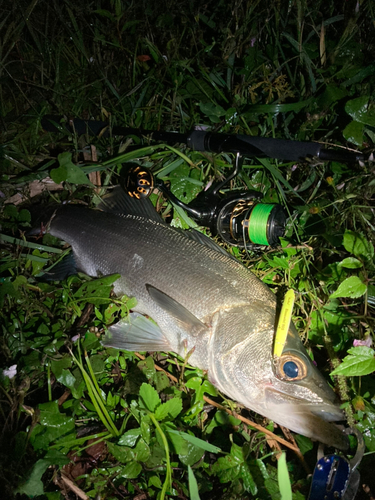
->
[1, 0, 375, 499]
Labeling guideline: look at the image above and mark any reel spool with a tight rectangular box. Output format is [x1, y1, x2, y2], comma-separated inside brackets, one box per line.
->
[216, 197, 286, 247]
[121, 160, 287, 249]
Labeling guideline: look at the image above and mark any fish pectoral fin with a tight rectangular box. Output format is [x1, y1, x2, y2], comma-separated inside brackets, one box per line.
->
[102, 312, 170, 352]
[146, 284, 208, 335]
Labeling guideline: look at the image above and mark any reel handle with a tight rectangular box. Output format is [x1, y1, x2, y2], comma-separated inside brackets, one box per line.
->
[120, 164, 202, 219]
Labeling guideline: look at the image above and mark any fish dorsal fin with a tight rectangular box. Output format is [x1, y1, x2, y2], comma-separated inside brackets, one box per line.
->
[99, 188, 237, 260]
[102, 312, 170, 352]
[182, 229, 238, 261]
[98, 186, 164, 223]
[146, 284, 208, 335]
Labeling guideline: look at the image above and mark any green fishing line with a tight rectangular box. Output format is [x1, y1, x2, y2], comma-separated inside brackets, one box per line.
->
[248, 204, 274, 245]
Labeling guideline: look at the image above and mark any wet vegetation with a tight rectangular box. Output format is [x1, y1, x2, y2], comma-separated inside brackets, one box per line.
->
[1, 0, 375, 498]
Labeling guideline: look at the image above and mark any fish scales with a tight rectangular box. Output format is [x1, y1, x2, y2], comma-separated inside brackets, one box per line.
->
[51, 207, 276, 315]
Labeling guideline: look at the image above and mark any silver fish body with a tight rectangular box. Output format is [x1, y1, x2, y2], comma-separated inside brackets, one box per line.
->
[49, 195, 348, 450]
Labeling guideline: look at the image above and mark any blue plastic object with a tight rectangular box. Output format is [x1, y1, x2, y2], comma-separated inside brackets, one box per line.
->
[309, 455, 350, 499]
[308, 428, 364, 500]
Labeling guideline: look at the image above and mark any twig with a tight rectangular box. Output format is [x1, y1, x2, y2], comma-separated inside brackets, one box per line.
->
[203, 396, 300, 453]
[55, 471, 89, 500]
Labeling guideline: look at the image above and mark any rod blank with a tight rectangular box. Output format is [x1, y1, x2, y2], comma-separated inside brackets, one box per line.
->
[41, 115, 364, 163]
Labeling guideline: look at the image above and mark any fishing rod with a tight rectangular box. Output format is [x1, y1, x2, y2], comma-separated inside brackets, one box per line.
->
[41, 115, 365, 249]
[42, 115, 364, 163]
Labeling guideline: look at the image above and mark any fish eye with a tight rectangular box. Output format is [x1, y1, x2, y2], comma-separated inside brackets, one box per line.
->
[283, 361, 299, 378]
[276, 353, 308, 381]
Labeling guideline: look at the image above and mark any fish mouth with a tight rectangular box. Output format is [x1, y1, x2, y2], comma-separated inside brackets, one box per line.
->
[269, 388, 345, 421]
[308, 403, 345, 422]
[265, 387, 349, 450]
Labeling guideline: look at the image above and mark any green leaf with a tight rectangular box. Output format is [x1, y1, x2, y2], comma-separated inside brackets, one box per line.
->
[29, 401, 75, 450]
[200, 379, 218, 397]
[89, 354, 105, 374]
[356, 412, 375, 452]
[156, 158, 185, 177]
[155, 397, 182, 421]
[178, 439, 205, 466]
[293, 434, 313, 455]
[172, 203, 198, 229]
[139, 382, 160, 412]
[188, 465, 201, 500]
[169, 164, 202, 204]
[199, 102, 226, 123]
[154, 371, 170, 391]
[50, 152, 92, 185]
[107, 441, 133, 462]
[319, 84, 347, 107]
[141, 417, 151, 444]
[330, 276, 367, 299]
[45, 493, 64, 500]
[4, 204, 18, 219]
[119, 461, 142, 478]
[185, 376, 202, 390]
[118, 428, 141, 446]
[148, 475, 162, 488]
[343, 120, 364, 146]
[308, 298, 353, 344]
[338, 257, 363, 269]
[44, 449, 71, 466]
[343, 230, 374, 260]
[205, 410, 242, 434]
[16, 459, 49, 497]
[331, 347, 375, 376]
[167, 429, 221, 453]
[0, 280, 19, 308]
[19, 208, 31, 223]
[30, 249, 48, 275]
[230, 442, 244, 462]
[51, 355, 72, 378]
[133, 438, 151, 462]
[137, 356, 156, 380]
[212, 454, 241, 483]
[111, 435, 150, 463]
[0, 233, 62, 253]
[167, 427, 189, 455]
[277, 452, 292, 500]
[191, 377, 218, 402]
[345, 96, 375, 126]
[106, 391, 120, 409]
[82, 331, 101, 351]
[74, 274, 121, 306]
[57, 369, 76, 389]
[240, 462, 258, 495]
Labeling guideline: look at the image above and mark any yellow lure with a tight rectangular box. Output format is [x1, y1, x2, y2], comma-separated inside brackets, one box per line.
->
[273, 289, 295, 358]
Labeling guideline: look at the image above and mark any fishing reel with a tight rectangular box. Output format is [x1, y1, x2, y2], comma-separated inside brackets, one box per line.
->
[121, 153, 287, 248]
